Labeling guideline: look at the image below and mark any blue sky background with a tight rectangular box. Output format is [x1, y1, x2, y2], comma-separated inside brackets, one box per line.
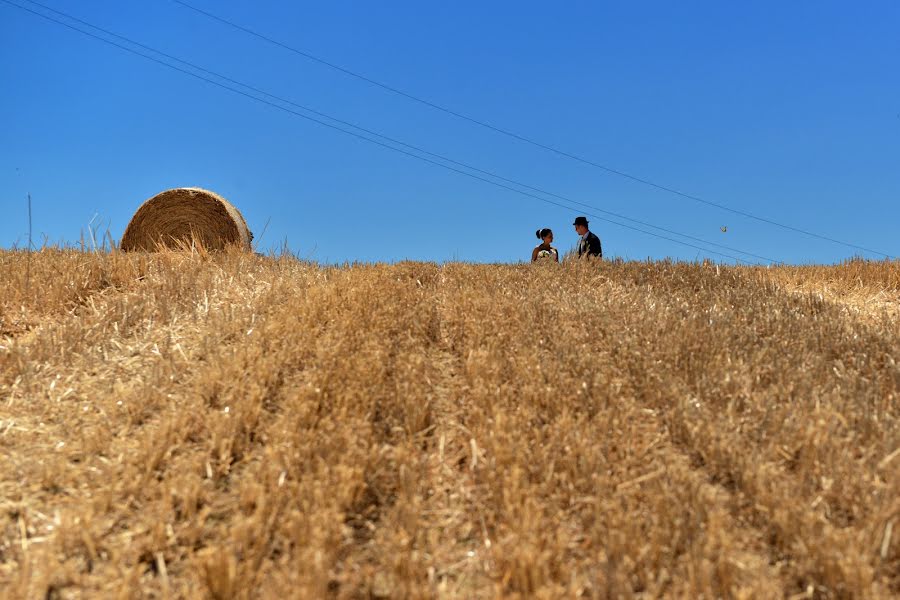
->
[1, 0, 898, 264]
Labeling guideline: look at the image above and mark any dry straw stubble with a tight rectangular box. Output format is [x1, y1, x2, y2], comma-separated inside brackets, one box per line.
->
[120, 187, 252, 252]
[0, 252, 897, 598]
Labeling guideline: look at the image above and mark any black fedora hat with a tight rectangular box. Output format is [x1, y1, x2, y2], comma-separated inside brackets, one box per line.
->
[573, 216, 589, 226]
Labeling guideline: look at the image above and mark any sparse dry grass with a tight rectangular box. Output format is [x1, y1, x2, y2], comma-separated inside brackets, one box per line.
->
[1, 250, 897, 599]
[747, 259, 900, 324]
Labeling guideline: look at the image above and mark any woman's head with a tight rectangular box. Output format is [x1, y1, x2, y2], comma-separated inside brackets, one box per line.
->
[536, 228, 553, 243]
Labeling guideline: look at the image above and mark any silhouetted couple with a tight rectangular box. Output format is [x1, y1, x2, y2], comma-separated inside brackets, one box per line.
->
[531, 216, 602, 263]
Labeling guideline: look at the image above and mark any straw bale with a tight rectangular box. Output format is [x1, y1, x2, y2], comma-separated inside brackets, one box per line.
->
[120, 187, 252, 252]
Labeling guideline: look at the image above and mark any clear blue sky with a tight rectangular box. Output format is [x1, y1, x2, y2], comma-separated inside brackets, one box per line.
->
[1, 0, 898, 264]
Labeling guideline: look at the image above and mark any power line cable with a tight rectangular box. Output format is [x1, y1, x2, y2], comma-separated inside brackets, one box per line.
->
[2, 0, 760, 264]
[170, 0, 894, 260]
[19, 0, 778, 264]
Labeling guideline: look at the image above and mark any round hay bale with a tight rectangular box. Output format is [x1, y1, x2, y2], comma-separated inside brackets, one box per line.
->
[120, 187, 252, 252]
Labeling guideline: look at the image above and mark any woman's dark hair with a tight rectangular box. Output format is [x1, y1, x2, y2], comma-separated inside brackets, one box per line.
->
[536, 228, 552, 240]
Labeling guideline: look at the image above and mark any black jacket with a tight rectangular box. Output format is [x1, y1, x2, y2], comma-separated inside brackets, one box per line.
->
[578, 231, 603, 258]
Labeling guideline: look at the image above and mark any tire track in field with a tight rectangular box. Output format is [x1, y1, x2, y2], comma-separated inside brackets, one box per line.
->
[410, 271, 495, 598]
[307, 264, 488, 598]
[249, 264, 443, 598]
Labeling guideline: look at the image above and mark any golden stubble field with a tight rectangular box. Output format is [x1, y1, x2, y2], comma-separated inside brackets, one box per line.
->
[1, 249, 898, 599]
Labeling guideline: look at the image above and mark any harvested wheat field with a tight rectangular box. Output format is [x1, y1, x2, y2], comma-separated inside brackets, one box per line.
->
[0, 250, 898, 599]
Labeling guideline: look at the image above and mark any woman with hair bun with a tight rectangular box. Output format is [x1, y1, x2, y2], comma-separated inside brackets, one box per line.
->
[531, 228, 559, 263]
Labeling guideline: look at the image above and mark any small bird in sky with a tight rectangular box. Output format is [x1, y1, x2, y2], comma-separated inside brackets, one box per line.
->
[720, 226, 728, 233]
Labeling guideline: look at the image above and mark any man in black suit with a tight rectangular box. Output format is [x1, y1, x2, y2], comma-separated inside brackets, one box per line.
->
[573, 216, 602, 258]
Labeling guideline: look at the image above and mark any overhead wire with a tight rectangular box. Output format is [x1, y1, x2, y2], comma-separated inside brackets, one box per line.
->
[4, 0, 763, 264]
[170, 0, 894, 260]
[16, 0, 778, 264]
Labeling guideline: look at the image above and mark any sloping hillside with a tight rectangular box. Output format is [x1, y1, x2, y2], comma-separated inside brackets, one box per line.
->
[1, 251, 898, 598]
